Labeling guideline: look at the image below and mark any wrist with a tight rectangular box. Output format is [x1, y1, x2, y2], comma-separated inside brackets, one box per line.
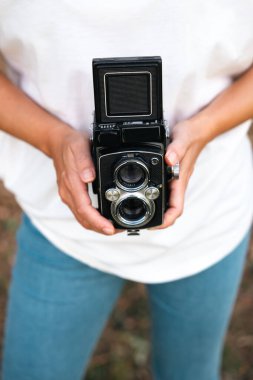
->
[188, 110, 217, 147]
[45, 122, 75, 158]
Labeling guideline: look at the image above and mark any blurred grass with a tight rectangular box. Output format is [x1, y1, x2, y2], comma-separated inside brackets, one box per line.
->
[0, 128, 253, 379]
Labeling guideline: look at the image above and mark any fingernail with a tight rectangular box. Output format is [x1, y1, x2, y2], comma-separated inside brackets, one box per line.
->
[81, 169, 94, 182]
[103, 227, 114, 235]
[166, 152, 177, 165]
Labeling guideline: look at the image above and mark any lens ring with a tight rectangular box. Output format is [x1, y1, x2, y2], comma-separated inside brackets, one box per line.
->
[118, 164, 144, 184]
[119, 197, 147, 221]
[115, 159, 149, 191]
[111, 193, 155, 228]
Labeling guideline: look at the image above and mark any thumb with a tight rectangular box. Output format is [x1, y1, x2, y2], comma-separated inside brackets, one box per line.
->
[73, 135, 95, 183]
[165, 139, 188, 166]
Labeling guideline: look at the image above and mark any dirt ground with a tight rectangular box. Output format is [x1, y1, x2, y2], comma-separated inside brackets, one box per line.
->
[0, 134, 253, 379]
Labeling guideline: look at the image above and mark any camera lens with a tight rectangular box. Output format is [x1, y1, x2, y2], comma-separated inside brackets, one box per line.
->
[115, 160, 149, 191]
[119, 163, 144, 184]
[111, 194, 155, 228]
[119, 197, 147, 221]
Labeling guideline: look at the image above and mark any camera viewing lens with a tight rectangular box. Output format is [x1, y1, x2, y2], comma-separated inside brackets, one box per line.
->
[119, 163, 144, 184]
[115, 160, 149, 190]
[119, 197, 147, 221]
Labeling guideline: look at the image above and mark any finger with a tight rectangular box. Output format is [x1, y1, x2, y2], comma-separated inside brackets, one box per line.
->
[58, 185, 73, 208]
[68, 133, 96, 183]
[165, 139, 187, 167]
[64, 171, 115, 235]
[76, 202, 115, 235]
[165, 123, 192, 166]
[63, 170, 92, 206]
[58, 185, 95, 232]
[152, 178, 186, 230]
[114, 229, 126, 234]
[157, 146, 197, 230]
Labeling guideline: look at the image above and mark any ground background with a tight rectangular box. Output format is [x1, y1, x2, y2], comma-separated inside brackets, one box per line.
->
[0, 130, 253, 380]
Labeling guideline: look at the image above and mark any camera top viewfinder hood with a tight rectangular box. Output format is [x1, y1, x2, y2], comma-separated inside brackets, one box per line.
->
[92, 56, 163, 124]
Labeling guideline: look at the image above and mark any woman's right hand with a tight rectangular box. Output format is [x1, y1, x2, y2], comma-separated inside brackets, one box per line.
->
[47, 125, 116, 235]
[0, 74, 116, 235]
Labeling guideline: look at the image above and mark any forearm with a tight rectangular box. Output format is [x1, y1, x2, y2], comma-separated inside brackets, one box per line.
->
[0, 73, 116, 234]
[163, 65, 253, 229]
[0, 72, 72, 157]
[1, 62, 252, 157]
[190, 65, 253, 143]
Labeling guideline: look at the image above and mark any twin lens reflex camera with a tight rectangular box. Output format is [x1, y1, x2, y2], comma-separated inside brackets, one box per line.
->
[92, 56, 179, 235]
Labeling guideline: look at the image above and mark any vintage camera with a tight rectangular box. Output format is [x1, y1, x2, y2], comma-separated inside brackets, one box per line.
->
[92, 56, 179, 234]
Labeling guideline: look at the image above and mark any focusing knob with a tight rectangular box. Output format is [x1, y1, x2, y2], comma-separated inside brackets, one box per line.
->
[105, 188, 120, 202]
[167, 162, 180, 180]
[145, 187, 160, 200]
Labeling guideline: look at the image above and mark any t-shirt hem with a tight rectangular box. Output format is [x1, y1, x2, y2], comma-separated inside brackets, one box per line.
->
[29, 211, 252, 284]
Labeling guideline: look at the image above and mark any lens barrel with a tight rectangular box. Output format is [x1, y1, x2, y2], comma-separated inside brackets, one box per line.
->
[111, 193, 155, 228]
[119, 197, 147, 221]
[115, 159, 149, 191]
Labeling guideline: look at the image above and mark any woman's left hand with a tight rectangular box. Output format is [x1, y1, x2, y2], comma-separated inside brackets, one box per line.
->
[154, 65, 253, 230]
[153, 118, 209, 230]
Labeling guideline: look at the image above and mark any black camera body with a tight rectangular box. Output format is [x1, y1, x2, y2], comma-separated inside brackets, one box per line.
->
[92, 57, 177, 233]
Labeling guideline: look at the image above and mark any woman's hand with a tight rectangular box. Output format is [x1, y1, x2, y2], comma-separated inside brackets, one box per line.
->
[0, 74, 116, 235]
[154, 66, 253, 230]
[48, 126, 117, 236]
[153, 118, 209, 230]
[1, 65, 253, 233]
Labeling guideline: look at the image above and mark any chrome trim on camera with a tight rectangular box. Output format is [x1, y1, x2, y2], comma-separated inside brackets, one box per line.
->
[145, 187, 160, 200]
[111, 192, 155, 228]
[104, 71, 152, 118]
[105, 188, 120, 202]
[114, 159, 149, 192]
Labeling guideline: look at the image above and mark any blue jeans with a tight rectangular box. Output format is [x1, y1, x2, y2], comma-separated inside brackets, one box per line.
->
[2, 215, 250, 380]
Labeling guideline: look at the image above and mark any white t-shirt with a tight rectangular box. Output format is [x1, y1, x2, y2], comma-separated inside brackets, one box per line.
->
[0, 0, 253, 283]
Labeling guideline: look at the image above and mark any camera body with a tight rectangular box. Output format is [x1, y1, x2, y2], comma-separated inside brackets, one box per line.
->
[92, 56, 177, 232]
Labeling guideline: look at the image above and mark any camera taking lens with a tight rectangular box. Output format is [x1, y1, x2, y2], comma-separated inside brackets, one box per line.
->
[119, 197, 146, 221]
[111, 194, 155, 228]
